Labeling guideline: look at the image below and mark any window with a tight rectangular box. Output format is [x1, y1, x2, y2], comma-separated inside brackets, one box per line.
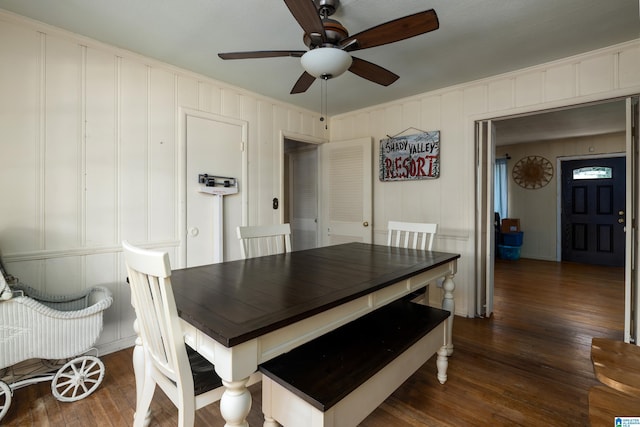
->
[573, 166, 613, 180]
[494, 158, 508, 219]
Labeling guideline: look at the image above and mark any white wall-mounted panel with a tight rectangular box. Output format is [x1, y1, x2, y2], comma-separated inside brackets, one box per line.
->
[221, 88, 241, 118]
[579, 54, 615, 96]
[463, 86, 487, 117]
[119, 59, 149, 244]
[178, 76, 199, 111]
[199, 82, 222, 114]
[544, 63, 575, 102]
[515, 72, 543, 107]
[487, 78, 514, 112]
[45, 256, 82, 294]
[85, 47, 117, 246]
[619, 46, 640, 89]
[85, 253, 118, 346]
[148, 67, 176, 241]
[420, 96, 442, 131]
[44, 35, 82, 250]
[0, 22, 40, 253]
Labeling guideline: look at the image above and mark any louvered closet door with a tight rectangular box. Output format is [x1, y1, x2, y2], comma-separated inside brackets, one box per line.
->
[320, 137, 372, 245]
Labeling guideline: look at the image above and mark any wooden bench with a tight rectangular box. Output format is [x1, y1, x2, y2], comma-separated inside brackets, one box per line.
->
[259, 300, 451, 427]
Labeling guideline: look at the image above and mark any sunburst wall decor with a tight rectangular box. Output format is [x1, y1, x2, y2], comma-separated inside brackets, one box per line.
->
[512, 156, 553, 189]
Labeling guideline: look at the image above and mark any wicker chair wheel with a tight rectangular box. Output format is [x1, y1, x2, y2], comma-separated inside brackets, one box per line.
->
[51, 355, 105, 402]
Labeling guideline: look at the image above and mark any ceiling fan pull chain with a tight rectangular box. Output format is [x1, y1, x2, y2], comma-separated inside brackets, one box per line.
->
[321, 76, 328, 129]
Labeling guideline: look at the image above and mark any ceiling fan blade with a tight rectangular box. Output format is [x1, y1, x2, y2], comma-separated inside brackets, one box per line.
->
[283, 0, 326, 41]
[349, 57, 399, 86]
[218, 50, 306, 60]
[342, 9, 439, 51]
[290, 71, 316, 94]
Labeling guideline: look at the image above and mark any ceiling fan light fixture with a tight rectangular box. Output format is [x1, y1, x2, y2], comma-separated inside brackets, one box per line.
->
[301, 47, 352, 79]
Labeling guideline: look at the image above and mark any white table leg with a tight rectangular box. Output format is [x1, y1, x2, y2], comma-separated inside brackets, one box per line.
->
[436, 345, 448, 384]
[441, 273, 455, 356]
[220, 378, 252, 427]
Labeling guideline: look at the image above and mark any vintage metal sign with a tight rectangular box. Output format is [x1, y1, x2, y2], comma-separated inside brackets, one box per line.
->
[379, 131, 440, 181]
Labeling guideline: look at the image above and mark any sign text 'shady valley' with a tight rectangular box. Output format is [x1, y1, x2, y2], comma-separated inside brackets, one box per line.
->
[379, 131, 440, 181]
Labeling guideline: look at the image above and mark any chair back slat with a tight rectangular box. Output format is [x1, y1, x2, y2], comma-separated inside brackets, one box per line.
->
[237, 224, 292, 259]
[387, 221, 438, 251]
[123, 241, 193, 388]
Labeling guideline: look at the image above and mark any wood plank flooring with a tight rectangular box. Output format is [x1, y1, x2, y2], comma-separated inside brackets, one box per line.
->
[1, 258, 625, 426]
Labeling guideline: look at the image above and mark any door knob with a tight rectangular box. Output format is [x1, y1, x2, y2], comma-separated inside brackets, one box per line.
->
[363, 221, 369, 227]
[619, 210, 625, 216]
[618, 218, 625, 224]
[188, 227, 199, 236]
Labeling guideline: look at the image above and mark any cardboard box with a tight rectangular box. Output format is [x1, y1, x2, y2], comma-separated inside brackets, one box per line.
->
[501, 218, 520, 233]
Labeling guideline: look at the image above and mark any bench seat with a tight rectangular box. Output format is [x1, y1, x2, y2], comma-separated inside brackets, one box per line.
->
[259, 299, 450, 427]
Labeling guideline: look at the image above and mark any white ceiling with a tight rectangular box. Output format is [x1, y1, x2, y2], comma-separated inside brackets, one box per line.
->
[0, 0, 637, 117]
[494, 99, 628, 145]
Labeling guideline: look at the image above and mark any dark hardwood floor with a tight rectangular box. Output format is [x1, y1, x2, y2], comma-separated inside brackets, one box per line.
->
[2, 258, 625, 426]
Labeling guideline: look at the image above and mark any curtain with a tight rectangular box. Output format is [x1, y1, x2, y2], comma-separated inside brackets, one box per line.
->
[494, 158, 508, 220]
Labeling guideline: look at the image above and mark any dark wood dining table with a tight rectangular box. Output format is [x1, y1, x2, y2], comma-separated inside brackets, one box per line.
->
[134, 242, 460, 426]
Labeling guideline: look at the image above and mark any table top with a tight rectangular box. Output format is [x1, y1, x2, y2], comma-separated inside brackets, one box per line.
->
[171, 242, 459, 347]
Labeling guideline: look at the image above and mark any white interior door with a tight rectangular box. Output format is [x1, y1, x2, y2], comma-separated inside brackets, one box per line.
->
[625, 96, 639, 344]
[186, 114, 245, 266]
[320, 137, 372, 245]
[289, 147, 318, 251]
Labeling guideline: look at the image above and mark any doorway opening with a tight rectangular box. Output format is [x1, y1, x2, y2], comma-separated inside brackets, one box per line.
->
[476, 98, 633, 338]
[284, 138, 320, 251]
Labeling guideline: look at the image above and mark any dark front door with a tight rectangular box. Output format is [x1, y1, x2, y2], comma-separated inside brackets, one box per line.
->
[561, 157, 625, 266]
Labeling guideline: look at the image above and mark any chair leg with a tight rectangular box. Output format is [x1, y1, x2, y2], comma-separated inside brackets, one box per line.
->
[177, 394, 196, 427]
[133, 378, 157, 427]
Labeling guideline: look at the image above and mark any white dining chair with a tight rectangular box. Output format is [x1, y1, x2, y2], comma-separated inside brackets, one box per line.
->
[387, 220, 437, 251]
[387, 221, 438, 304]
[122, 241, 259, 427]
[236, 223, 292, 259]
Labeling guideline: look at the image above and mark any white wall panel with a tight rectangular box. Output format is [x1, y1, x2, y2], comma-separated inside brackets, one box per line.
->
[0, 21, 40, 253]
[45, 256, 82, 294]
[148, 67, 176, 241]
[221, 88, 241, 118]
[463, 86, 487, 117]
[85, 253, 118, 347]
[515, 72, 543, 107]
[178, 76, 199, 110]
[255, 100, 274, 222]
[85, 47, 117, 246]
[487, 78, 514, 112]
[420, 96, 442, 132]
[618, 46, 640, 89]
[44, 35, 82, 250]
[579, 54, 615, 95]
[544, 63, 575, 102]
[119, 59, 149, 244]
[439, 90, 467, 229]
[204, 82, 223, 115]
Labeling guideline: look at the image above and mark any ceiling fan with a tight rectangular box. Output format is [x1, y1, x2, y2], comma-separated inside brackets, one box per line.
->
[218, 0, 439, 94]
